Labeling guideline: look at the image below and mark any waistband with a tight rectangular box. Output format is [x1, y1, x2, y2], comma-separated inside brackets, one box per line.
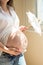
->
[2, 52, 23, 57]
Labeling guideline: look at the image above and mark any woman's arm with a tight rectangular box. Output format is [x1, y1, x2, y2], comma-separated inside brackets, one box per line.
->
[0, 42, 21, 56]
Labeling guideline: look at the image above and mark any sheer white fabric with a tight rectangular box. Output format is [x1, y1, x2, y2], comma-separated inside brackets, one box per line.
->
[0, 6, 19, 46]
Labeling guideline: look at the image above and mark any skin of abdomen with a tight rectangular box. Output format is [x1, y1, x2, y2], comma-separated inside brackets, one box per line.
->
[6, 30, 28, 53]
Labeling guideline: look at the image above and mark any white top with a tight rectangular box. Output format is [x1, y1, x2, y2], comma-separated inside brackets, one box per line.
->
[0, 6, 20, 54]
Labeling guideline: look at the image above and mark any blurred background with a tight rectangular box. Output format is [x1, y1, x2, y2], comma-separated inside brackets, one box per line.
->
[13, 0, 43, 65]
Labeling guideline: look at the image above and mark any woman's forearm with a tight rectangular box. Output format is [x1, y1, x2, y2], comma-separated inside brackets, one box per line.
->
[0, 42, 21, 55]
[0, 42, 10, 54]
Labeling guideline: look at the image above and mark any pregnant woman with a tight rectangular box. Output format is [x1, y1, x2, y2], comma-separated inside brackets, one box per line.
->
[0, 0, 28, 65]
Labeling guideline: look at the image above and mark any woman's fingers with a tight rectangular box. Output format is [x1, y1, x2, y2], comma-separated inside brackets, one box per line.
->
[19, 26, 28, 31]
[9, 47, 22, 53]
[14, 51, 21, 56]
[9, 48, 21, 56]
[23, 26, 28, 30]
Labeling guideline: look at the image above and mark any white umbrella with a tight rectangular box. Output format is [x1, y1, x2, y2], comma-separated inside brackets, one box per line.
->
[26, 11, 42, 35]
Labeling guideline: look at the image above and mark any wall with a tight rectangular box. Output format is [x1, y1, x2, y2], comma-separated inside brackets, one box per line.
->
[13, 0, 43, 65]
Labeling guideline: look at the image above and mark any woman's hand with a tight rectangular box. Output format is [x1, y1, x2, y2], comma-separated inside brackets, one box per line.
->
[19, 25, 28, 31]
[8, 47, 21, 56]
[0, 43, 21, 56]
[3, 46, 21, 56]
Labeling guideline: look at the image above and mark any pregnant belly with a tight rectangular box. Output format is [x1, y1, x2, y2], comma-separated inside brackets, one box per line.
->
[6, 30, 28, 52]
